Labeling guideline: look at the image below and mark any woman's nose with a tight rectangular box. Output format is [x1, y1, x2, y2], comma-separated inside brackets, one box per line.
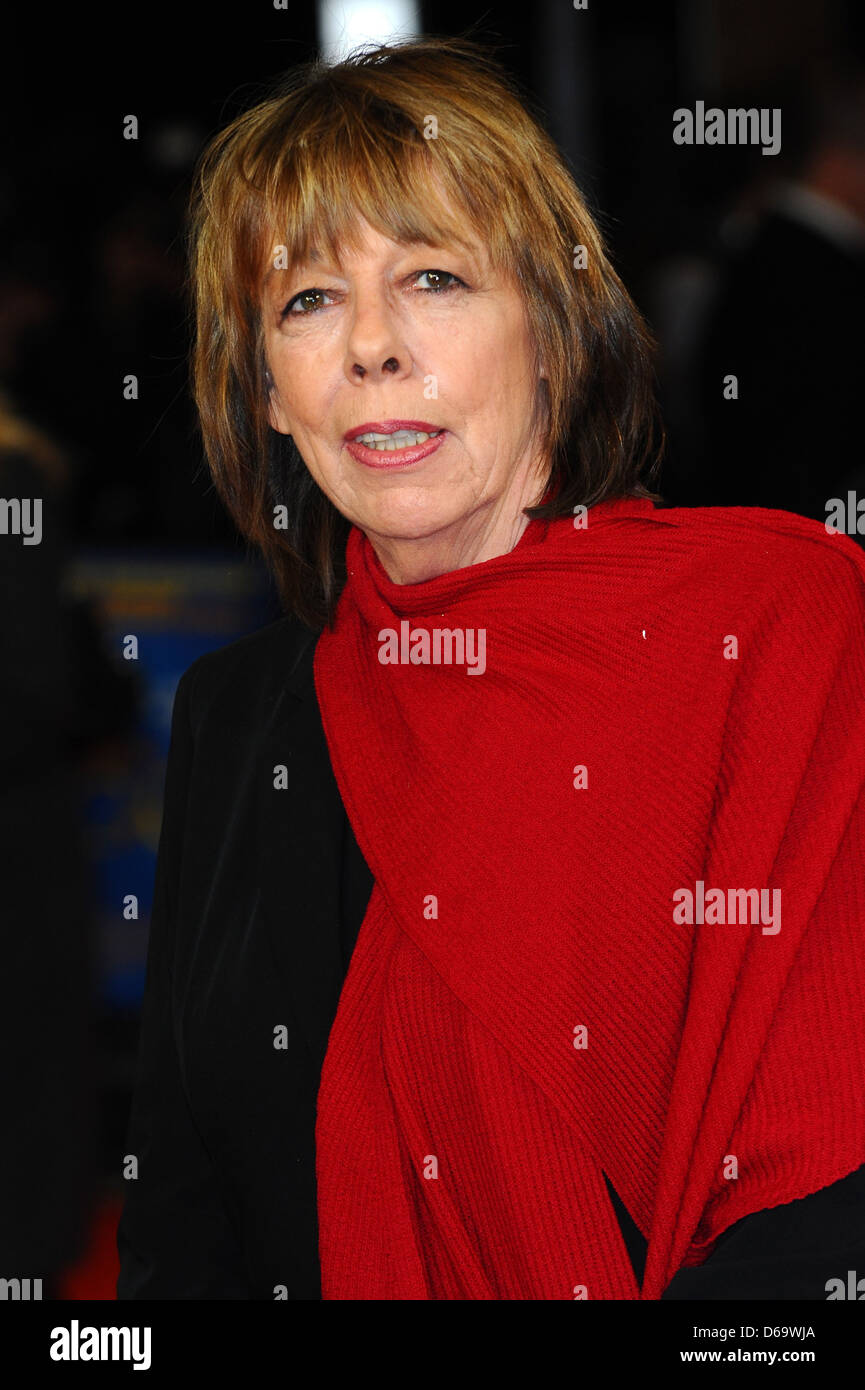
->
[350, 357, 400, 378]
[345, 293, 410, 381]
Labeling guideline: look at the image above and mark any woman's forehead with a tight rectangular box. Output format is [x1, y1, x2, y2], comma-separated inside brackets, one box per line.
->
[256, 157, 489, 272]
[259, 220, 488, 297]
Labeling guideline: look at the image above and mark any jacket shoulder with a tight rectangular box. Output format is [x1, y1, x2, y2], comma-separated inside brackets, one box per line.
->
[175, 615, 321, 732]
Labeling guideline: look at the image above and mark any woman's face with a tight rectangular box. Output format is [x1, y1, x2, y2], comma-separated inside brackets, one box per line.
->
[262, 213, 548, 582]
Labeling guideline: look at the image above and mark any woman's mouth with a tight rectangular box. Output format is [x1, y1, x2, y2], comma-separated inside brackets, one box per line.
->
[345, 425, 447, 469]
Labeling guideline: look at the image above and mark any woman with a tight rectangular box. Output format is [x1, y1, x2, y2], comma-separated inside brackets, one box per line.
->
[117, 36, 865, 1300]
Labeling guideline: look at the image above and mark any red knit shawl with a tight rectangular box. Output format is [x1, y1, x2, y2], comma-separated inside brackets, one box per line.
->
[312, 496, 865, 1299]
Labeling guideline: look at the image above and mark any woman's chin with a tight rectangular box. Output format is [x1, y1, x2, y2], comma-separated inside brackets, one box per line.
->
[352, 495, 465, 543]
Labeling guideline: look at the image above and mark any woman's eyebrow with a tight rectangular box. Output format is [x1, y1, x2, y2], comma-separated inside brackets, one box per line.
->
[261, 247, 325, 288]
[262, 239, 482, 293]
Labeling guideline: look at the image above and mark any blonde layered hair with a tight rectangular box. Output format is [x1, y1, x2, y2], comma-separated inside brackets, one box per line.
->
[188, 35, 664, 628]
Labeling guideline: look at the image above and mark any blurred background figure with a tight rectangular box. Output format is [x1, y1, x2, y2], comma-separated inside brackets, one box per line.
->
[655, 55, 865, 523]
[0, 389, 138, 1298]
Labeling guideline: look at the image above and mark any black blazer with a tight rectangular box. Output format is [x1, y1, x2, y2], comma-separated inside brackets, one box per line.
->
[116, 615, 865, 1300]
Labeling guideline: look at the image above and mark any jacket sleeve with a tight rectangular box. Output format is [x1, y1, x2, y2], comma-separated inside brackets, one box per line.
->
[116, 663, 249, 1298]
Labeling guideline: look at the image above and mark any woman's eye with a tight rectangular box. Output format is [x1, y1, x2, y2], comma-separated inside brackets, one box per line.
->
[281, 269, 465, 317]
[414, 269, 464, 293]
[282, 288, 333, 316]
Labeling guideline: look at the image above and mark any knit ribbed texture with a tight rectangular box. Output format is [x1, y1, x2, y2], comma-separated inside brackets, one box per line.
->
[312, 496, 865, 1299]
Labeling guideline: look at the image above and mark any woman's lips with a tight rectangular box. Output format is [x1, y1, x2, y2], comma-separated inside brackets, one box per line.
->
[346, 430, 448, 469]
